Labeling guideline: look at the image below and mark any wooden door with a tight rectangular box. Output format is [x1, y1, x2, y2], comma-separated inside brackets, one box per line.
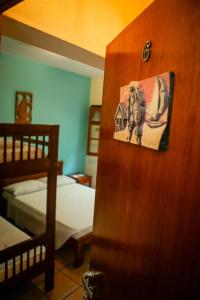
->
[90, 0, 200, 299]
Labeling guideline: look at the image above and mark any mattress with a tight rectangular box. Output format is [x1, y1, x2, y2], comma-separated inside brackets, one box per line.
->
[3, 182, 95, 249]
[0, 217, 45, 283]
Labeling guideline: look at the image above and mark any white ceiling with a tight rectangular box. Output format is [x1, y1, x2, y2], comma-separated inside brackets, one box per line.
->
[1, 36, 104, 77]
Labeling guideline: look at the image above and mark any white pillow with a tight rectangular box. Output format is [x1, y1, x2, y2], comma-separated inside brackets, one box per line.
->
[3, 180, 47, 196]
[38, 175, 76, 186]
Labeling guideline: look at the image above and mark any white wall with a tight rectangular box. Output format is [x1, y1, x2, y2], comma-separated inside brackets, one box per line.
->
[85, 76, 104, 187]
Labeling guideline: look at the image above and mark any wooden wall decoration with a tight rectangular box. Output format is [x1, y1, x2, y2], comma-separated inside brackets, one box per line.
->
[113, 71, 174, 150]
[15, 91, 33, 124]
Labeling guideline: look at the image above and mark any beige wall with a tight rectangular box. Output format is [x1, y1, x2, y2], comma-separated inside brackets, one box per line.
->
[85, 76, 104, 187]
[89, 76, 104, 106]
[4, 0, 154, 57]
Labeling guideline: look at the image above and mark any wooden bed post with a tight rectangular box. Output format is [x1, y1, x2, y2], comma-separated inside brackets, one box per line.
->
[45, 125, 59, 292]
[74, 240, 84, 268]
[0, 124, 60, 294]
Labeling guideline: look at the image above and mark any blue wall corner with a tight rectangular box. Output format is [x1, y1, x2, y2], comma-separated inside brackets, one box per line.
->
[0, 53, 91, 174]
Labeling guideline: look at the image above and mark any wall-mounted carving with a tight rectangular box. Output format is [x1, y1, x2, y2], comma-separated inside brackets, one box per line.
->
[15, 92, 33, 124]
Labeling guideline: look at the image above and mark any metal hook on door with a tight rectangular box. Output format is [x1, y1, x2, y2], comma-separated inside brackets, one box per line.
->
[82, 270, 103, 299]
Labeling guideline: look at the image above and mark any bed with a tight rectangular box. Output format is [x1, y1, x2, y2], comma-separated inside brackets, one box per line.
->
[0, 216, 45, 284]
[0, 123, 59, 294]
[2, 174, 95, 267]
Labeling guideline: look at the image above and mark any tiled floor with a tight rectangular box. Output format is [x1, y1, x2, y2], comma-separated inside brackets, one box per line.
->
[2, 244, 90, 300]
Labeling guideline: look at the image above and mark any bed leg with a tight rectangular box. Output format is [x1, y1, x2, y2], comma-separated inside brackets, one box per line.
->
[74, 241, 84, 268]
[45, 268, 54, 292]
[0, 196, 7, 217]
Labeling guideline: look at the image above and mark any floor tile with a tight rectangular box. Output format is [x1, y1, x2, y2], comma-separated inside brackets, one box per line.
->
[55, 257, 65, 271]
[55, 244, 75, 269]
[37, 271, 79, 300]
[15, 288, 48, 300]
[64, 287, 84, 300]
[32, 268, 57, 285]
[62, 262, 90, 285]
[2, 245, 91, 299]
[32, 272, 46, 285]
[1, 285, 47, 300]
[55, 243, 91, 270]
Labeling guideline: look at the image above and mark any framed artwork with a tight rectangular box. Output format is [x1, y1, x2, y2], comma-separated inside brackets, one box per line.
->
[15, 92, 33, 124]
[113, 72, 174, 150]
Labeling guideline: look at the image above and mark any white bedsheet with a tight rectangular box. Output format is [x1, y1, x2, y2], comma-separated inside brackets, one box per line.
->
[0, 216, 30, 251]
[3, 183, 95, 249]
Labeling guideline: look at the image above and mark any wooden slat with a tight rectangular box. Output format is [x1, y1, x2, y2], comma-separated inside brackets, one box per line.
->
[20, 137, 23, 161]
[20, 254, 23, 273]
[3, 136, 6, 163]
[13, 257, 16, 277]
[35, 136, 38, 159]
[12, 137, 15, 161]
[0, 158, 50, 179]
[0, 234, 46, 263]
[34, 247, 36, 265]
[40, 245, 43, 262]
[42, 136, 45, 158]
[28, 136, 31, 160]
[5, 261, 8, 281]
[27, 251, 30, 270]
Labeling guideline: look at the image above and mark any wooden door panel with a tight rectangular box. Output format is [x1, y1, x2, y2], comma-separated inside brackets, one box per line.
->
[91, 0, 200, 299]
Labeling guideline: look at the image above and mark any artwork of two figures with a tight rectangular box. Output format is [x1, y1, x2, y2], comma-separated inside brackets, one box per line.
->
[114, 72, 174, 150]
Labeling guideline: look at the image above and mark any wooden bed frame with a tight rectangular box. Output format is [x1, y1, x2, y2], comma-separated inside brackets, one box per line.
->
[0, 123, 59, 294]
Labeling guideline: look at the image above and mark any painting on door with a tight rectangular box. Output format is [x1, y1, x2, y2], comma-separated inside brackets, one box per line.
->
[114, 71, 174, 150]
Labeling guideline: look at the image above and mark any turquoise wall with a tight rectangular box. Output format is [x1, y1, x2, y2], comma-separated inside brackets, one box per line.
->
[0, 53, 91, 174]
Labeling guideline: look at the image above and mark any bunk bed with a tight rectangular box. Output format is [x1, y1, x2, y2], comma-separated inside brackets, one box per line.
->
[0, 123, 59, 294]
